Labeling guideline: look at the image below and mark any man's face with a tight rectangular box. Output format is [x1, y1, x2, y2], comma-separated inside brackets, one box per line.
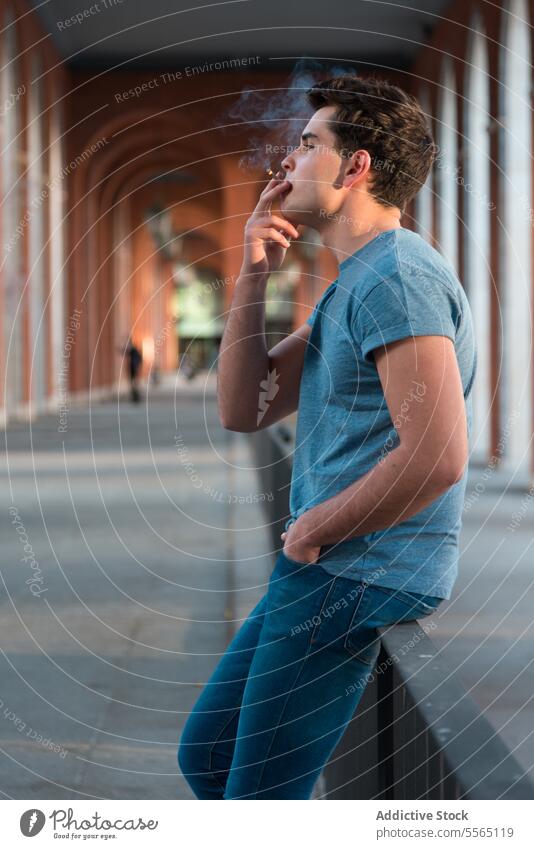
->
[278, 105, 352, 227]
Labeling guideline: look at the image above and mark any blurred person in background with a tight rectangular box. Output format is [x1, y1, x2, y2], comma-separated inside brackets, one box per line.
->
[178, 351, 197, 381]
[118, 336, 143, 402]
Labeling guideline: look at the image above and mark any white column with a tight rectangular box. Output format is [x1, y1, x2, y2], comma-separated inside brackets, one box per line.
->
[48, 90, 66, 408]
[498, 0, 533, 481]
[27, 55, 46, 410]
[435, 58, 459, 274]
[464, 20, 492, 463]
[414, 88, 434, 242]
[1, 12, 24, 422]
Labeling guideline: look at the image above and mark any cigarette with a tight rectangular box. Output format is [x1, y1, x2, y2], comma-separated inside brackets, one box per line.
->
[266, 168, 274, 178]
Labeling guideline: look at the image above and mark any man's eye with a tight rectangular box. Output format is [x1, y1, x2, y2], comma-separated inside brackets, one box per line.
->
[301, 143, 314, 151]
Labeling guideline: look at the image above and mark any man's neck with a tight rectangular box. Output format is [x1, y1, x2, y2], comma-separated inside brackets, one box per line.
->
[319, 209, 402, 266]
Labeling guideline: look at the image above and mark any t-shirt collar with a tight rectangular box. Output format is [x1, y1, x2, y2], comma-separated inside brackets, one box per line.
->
[338, 227, 400, 272]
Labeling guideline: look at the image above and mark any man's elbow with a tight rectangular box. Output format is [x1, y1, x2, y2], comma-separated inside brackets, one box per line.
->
[221, 420, 258, 433]
[434, 454, 469, 489]
[218, 410, 258, 433]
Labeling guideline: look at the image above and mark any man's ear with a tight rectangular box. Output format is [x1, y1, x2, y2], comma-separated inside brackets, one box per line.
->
[343, 150, 371, 189]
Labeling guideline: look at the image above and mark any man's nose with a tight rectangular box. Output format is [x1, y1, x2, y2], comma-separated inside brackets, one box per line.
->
[280, 152, 294, 173]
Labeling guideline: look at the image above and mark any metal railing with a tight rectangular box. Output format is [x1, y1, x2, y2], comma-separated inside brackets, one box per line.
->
[249, 424, 534, 800]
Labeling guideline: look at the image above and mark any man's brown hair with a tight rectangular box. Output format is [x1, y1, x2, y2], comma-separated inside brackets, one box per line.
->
[306, 74, 437, 213]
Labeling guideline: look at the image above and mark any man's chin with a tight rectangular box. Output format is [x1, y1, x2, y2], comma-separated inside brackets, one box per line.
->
[280, 199, 310, 226]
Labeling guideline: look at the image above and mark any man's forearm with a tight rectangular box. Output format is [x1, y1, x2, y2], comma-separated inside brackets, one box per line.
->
[301, 443, 456, 547]
[217, 272, 270, 430]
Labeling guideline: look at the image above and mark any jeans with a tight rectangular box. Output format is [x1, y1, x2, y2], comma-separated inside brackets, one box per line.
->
[177, 549, 443, 800]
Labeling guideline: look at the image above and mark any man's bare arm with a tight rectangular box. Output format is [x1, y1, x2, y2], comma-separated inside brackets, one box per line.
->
[217, 274, 311, 432]
[282, 334, 469, 562]
[217, 167, 311, 432]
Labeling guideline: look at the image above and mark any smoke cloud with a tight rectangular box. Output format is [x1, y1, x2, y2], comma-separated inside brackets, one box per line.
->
[219, 59, 352, 173]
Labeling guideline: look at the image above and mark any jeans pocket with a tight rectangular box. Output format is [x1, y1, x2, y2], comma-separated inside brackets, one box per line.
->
[307, 576, 346, 646]
[337, 583, 382, 665]
[364, 584, 443, 624]
[371, 585, 442, 618]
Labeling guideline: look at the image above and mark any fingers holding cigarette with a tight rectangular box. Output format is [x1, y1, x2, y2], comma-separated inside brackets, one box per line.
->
[257, 176, 291, 215]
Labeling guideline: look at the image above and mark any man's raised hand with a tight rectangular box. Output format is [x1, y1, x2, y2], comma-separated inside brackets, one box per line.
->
[241, 173, 300, 276]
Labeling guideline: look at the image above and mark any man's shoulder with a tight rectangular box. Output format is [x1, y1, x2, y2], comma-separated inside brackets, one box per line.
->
[339, 227, 466, 316]
[394, 228, 462, 296]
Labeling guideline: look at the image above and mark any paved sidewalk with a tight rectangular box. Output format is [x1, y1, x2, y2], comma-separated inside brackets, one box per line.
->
[430, 460, 534, 780]
[2, 373, 533, 796]
[1, 375, 271, 799]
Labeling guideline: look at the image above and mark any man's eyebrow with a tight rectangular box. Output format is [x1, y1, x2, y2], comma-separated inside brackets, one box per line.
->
[300, 132, 320, 142]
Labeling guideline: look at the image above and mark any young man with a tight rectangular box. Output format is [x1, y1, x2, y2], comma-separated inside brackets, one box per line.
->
[178, 74, 477, 799]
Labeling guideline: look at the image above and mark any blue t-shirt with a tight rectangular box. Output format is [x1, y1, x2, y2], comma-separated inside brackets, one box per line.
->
[286, 226, 477, 600]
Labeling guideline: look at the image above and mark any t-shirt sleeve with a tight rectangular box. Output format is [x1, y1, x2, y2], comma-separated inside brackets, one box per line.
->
[305, 280, 337, 328]
[352, 272, 462, 364]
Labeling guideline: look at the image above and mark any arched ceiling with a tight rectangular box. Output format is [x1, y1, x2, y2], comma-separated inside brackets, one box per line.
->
[29, 0, 451, 71]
